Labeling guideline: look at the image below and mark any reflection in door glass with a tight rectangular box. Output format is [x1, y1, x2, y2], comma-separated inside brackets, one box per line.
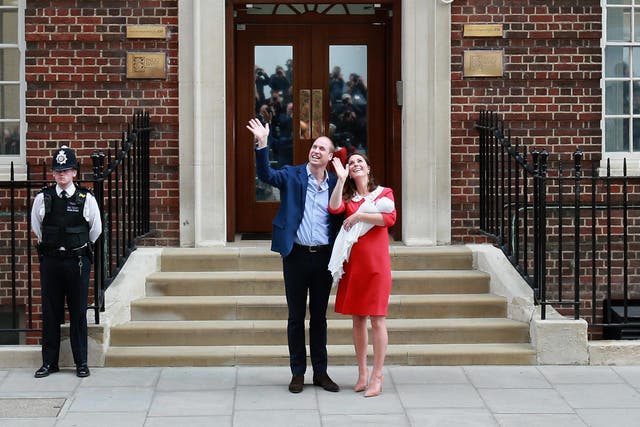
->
[254, 45, 293, 201]
[329, 45, 368, 156]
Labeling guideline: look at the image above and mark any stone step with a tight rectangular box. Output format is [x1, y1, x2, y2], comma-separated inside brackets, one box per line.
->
[159, 245, 474, 272]
[110, 318, 530, 346]
[130, 294, 507, 321]
[145, 270, 490, 296]
[105, 343, 537, 367]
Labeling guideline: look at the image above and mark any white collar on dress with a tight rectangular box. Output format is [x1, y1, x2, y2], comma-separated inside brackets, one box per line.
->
[351, 185, 383, 202]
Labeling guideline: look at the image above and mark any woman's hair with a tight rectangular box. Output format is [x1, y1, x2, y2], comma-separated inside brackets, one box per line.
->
[343, 152, 377, 200]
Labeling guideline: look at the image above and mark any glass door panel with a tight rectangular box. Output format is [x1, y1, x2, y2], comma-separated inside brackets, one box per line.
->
[253, 45, 293, 202]
[329, 45, 368, 155]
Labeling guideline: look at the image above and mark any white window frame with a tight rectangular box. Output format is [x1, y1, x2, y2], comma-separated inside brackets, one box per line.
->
[0, 0, 25, 180]
[601, 0, 640, 175]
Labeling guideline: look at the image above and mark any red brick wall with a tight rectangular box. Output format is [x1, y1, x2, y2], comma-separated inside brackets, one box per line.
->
[450, 1, 603, 243]
[25, 0, 179, 246]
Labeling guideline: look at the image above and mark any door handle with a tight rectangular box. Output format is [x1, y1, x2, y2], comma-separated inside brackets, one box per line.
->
[299, 89, 311, 140]
[311, 89, 324, 139]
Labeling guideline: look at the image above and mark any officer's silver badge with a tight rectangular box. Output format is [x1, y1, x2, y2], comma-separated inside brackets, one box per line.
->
[56, 150, 68, 165]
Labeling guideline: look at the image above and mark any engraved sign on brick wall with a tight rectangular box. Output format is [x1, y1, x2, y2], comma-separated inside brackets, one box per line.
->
[126, 25, 166, 39]
[463, 50, 504, 78]
[463, 24, 503, 38]
[126, 52, 166, 79]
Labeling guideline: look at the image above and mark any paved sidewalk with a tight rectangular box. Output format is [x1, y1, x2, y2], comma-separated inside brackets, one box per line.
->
[1, 365, 640, 426]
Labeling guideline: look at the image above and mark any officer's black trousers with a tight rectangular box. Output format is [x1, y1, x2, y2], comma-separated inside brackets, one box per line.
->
[40, 255, 92, 367]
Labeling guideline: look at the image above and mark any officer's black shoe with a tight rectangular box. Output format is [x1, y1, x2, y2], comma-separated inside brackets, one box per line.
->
[76, 364, 90, 378]
[34, 364, 59, 378]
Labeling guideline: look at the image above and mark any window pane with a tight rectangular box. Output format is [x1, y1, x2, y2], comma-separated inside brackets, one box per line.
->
[0, 9, 18, 44]
[254, 45, 293, 201]
[0, 1, 18, 6]
[605, 118, 630, 152]
[329, 45, 368, 155]
[0, 49, 19, 81]
[634, 81, 640, 114]
[0, 121, 18, 155]
[634, 118, 640, 151]
[605, 81, 630, 114]
[0, 84, 20, 119]
[608, 0, 631, 5]
[608, 7, 632, 42]
[605, 46, 630, 77]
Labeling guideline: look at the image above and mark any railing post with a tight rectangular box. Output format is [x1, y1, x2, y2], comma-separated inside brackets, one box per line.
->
[538, 150, 548, 319]
[91, 151, 106, 322]
[573, 149, 583, 320]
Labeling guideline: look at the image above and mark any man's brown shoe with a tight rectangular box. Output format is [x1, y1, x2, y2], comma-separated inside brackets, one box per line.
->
[313, 372, 340, 392]
[289, 375, 304, 393]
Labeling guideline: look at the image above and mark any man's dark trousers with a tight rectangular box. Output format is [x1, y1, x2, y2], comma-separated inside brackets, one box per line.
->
[40, 255, 92, 367]
[282, 244, 332, 376]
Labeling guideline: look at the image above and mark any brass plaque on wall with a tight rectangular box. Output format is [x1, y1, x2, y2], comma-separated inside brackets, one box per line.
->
[126, 52, 166, 79]
[126, 25, 166, 39]
[463, 50, 504, 78]
[463, 24, 503, 38]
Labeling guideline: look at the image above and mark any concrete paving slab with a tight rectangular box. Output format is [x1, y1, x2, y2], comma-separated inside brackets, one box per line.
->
[576, 409, 640, 427]
[323, 414, 411, 427]
[317, 387, 405, 415]
[612, 365, 640, 388]
[463, 366, 551, 388]
[156, 367, 236, 390]
[76, 367, 160, 388]
[1, 369, 80, 392]
[236, 366, 292, 386]
[149, 390, 234, 417]
[389, 366, 468, 384]
[478, 389, 573, 414]
[68, 387, 154, 412]
[235, 385, 318, 411]
[235, 410, 322, 427]
[555, 383, 640, 408]
[538, 366, 623, 384]
[493, 414, 587, 427]
[396, 384, 484, 408]
[55, 412, 148, 427]
[146, 416, 232, 427]
[407, 408, 498, 427]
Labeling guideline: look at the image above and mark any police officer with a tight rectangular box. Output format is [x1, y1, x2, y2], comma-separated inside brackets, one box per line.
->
[31, 146, 102, 378]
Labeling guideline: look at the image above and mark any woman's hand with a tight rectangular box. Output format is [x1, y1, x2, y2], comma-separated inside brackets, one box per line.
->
[342, 212, 360, 231]
[332, 157, 349, 181]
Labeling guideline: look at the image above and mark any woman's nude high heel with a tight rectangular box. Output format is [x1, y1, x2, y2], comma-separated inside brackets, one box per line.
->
[354, 369, 369, 392]
[364, 374, 383, 398]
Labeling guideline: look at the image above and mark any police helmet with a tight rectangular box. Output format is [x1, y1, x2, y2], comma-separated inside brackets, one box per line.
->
[52, 146, 78, 171]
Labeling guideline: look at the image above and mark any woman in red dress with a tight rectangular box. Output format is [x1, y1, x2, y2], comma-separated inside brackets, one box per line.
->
[328, 152, 396, 398]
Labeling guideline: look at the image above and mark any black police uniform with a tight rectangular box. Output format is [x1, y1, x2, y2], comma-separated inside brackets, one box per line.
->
[38, 185, 93, 371]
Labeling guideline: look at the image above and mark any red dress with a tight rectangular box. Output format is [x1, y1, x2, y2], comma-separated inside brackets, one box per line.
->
[330, 187, 397, 316]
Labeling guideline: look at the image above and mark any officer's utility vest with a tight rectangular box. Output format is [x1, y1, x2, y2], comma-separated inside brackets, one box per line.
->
[40, 185, 90, 250]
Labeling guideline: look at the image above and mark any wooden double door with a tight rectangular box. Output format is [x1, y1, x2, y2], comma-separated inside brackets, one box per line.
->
[235, 21, 389, 233]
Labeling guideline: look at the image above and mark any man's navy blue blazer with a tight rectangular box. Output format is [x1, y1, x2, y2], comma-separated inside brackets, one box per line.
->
[255, 147, 342, 258]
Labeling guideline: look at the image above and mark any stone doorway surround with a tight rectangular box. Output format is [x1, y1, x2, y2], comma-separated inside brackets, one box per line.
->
[177, 0, 452, 247]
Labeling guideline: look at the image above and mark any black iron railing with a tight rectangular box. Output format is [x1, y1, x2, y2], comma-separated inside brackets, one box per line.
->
[0, 111, 151, 341]
[477, 110, 640, 337]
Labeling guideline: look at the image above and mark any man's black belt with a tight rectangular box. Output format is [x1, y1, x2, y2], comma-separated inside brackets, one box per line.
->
[293, 243, 330, 253]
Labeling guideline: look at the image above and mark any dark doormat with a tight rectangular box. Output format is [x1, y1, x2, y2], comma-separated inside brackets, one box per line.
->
[241, 233, 272, 240]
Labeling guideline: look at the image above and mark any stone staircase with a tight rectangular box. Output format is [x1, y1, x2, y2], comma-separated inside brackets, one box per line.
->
[105, 245, 536, 366]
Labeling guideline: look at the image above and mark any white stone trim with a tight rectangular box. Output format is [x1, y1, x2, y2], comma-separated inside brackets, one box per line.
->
[401, 0, 452, 245]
